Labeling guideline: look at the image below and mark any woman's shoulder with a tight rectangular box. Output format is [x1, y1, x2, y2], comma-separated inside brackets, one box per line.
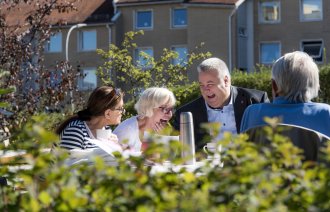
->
[119, 116, 138, 125]
[65, 119, 86, 131]
[114, 116, 138, 133]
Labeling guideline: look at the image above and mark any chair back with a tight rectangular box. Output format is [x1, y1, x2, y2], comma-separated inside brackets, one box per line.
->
[246, 124, 329, 162]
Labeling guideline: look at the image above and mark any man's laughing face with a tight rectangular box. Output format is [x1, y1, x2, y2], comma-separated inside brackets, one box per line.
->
[198, 70, 230, 108]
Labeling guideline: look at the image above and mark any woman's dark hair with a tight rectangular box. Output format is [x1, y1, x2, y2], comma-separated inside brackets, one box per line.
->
[55, 85, 123, 135]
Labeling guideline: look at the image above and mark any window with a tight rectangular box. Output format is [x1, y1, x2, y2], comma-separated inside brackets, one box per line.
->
[135, 10, 153, 29]
[45, 32, 62, 52]
[300, 0, 322, 21]
[238, 27, 247, 37]
[259, 0, 280, 23]
[171, 46, 188, 66]
[172, 8, 187, 28]
[260, 42, 280, 64]
[134, 47, 154, 68]
[79, 30, 97, 51]
[301, 40, 323, 62]
[78, 68, 97, 91]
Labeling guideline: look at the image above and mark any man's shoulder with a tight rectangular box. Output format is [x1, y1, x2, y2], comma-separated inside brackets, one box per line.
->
[235, 86, 267, 96]
[176, 96, 204, 112]
[234, 86, 269, 102]
[308, 102, 330, 112]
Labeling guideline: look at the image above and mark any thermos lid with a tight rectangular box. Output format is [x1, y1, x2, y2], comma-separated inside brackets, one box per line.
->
[180, 112, 193, 124]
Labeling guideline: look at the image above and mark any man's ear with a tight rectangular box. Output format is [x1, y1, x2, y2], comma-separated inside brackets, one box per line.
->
[271, 79, 279, 98]
[224, 75, 230, 86]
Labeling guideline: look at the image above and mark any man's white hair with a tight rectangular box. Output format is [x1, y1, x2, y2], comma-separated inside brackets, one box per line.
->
[197, 57, 231, 80]
[272, 51, 319, 102]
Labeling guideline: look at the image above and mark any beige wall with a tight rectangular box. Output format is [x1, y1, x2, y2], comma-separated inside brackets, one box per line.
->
[187, 6, 232, 80]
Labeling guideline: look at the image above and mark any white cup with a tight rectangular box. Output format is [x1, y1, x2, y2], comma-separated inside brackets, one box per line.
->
[96, 129, 112, 141]
[203, 143, 221, 155]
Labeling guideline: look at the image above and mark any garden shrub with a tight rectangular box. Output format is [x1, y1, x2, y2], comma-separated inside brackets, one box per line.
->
[1, 115, 330, 211]
[319, 64, 330, 103]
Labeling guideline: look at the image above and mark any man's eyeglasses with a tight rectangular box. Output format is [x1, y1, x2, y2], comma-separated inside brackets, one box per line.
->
[114, 107, 126, 114]
[158, 106, 175, 114]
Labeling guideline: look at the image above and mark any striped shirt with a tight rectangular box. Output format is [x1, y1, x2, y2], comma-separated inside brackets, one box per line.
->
[59, 119, 97, 150]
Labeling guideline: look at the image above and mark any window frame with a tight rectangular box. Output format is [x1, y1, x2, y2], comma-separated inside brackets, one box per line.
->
[135, 10, 153, 30]
[77, 67, 98, 91]
[134, 47, 154, 69]
[300, 0, 323, 22]
[171, 45, 188, 66]
[171, 8, 187, 28]
[45, 32, 62, 53]
[259, 41, 281, 65]
[78, 30, 97, 52]
[258, 0, 281, 24]
[301, 39, 324, 63]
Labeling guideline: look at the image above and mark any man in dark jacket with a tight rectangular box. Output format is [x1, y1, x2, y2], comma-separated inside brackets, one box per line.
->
[173, 57, 269, 151]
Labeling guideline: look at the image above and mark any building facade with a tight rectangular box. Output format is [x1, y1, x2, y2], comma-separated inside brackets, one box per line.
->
[113, 0, 241, 80]
[10, 0, 328, 85]
[42, 0, 115, 91]
[254, 0, 327, 67]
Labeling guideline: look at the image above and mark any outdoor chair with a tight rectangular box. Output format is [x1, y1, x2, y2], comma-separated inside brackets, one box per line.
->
[245, 124, 330, 163]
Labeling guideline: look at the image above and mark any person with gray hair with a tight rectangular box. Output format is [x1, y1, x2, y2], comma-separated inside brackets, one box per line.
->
[173, 57, 269, 151]
[240, 51, 330, 137]
[113, 87, 176, 151]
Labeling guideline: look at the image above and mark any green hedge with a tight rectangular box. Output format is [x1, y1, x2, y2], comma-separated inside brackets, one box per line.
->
[1, 115, 330, 211]
[319, 64, 330, 103]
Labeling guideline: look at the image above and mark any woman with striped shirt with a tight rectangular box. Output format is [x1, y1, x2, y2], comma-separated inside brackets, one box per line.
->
[56, 85, 125, 150]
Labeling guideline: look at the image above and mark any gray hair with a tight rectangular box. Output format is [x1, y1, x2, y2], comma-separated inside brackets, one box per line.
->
[272, 51, 319, 102]
[134, 87, 176, 117]
[197, 57, 231, 80]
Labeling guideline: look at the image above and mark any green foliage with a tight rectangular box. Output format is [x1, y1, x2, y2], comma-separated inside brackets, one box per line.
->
[0, 1, 89, 134]
[318, 64, 330, 103]
[0, 69, 15, 108]
[231, 67, 272, 100]
[2, 115, 330, 211]
[97, 30, 211, 102]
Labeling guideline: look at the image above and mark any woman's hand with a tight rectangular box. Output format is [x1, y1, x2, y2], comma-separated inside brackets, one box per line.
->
[108, 133, 119, 144]
[152, 121, 167, 133]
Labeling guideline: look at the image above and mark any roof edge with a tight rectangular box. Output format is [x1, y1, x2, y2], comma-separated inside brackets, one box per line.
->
[116, 0, 183, 7]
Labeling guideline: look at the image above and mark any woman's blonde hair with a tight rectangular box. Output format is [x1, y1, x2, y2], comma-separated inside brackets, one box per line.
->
[134, 87, 176, 117]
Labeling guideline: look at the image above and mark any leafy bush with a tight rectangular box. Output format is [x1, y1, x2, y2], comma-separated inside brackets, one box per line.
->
[1, 115, 330, 211]
[0, 1, 90, 132]
[97, 30, 211, 102]
[231, 68, 272, 101]
[319, 64, 330, 103]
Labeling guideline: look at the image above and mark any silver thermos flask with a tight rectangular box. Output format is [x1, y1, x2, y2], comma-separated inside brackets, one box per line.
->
[180, 112, 196, 165]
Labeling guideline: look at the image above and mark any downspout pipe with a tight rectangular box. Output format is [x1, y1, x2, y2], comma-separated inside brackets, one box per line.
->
[228, 0, 246, 72]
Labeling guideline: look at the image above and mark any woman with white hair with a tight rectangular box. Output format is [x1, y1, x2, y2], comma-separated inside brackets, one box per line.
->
[240, 51, 330, 137]
[113, 87, 176, 151]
